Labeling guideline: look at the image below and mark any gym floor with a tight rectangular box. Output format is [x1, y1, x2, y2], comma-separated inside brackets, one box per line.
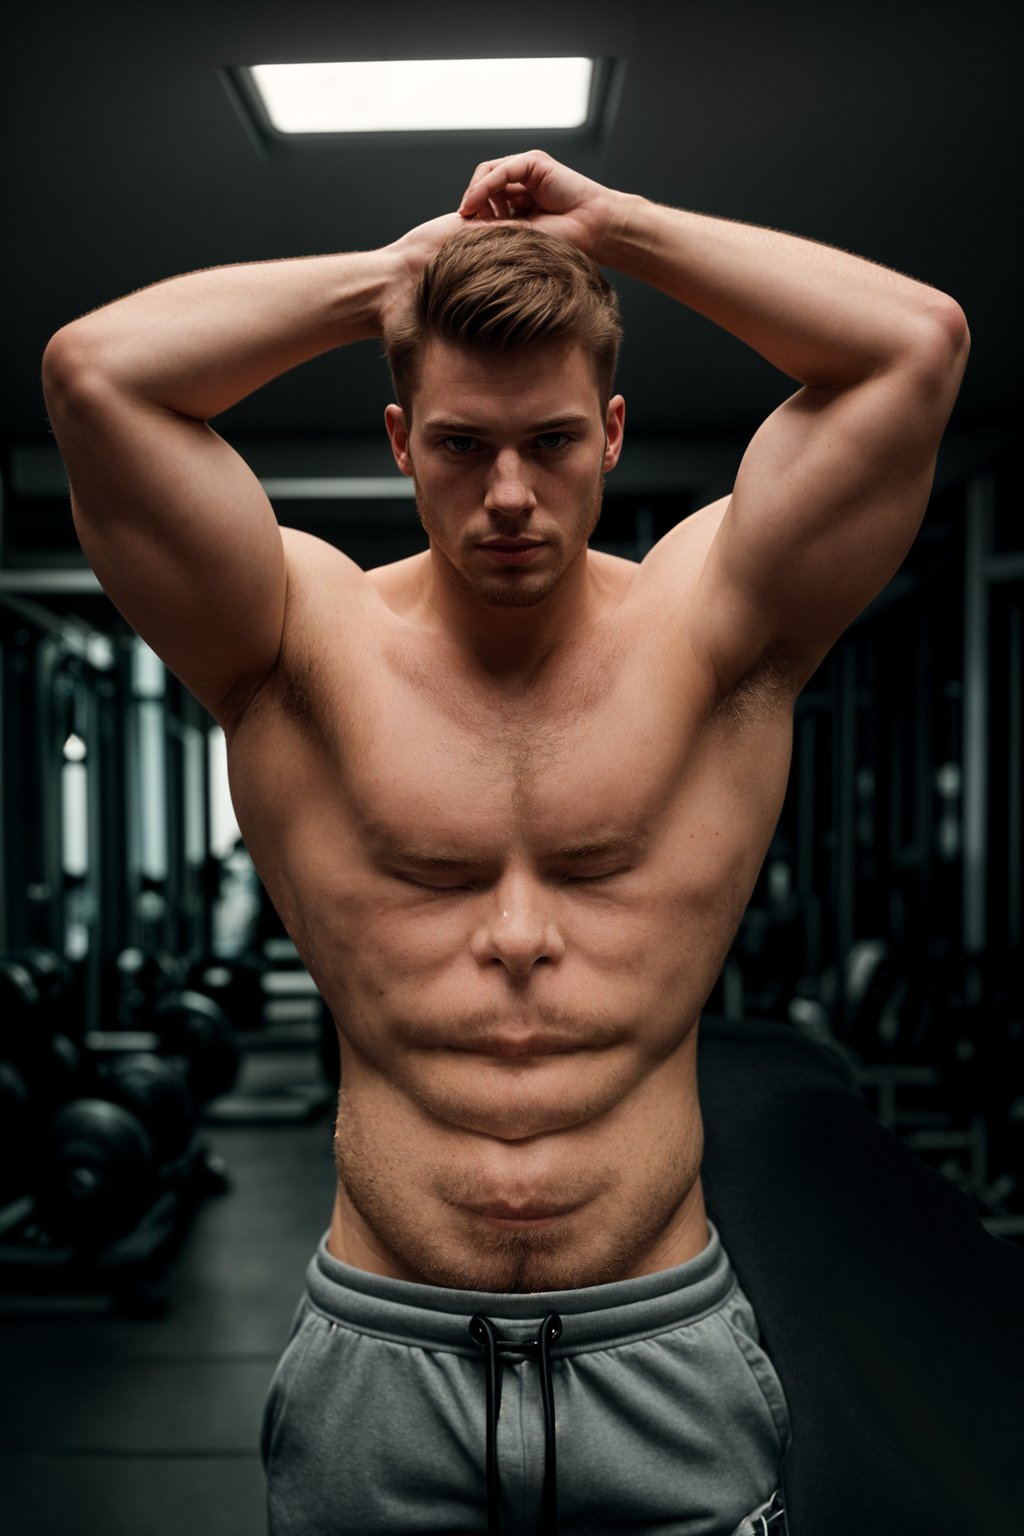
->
[0, 1045, 335, 1536]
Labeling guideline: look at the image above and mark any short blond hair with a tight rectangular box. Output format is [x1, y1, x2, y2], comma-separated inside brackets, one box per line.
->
[384, 223, 622, 415]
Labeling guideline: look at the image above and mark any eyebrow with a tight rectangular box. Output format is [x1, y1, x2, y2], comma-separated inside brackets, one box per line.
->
[551, 839, 637, 863]
[367, 828, 639, 871]
[363, 822, 484, 871]
[394, 851, 482, 872]
[419, 413, 592, 436]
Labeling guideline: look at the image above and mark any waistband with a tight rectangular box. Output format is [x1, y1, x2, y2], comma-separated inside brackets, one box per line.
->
[306, 1220, 738, 1355]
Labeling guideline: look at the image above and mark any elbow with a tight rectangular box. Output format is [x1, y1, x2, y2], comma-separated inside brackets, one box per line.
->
[895, 290, 970, 403]
[915, 290, 970, 371]
[41, 326, 68, 403]
[926, 289, 970, 359]
[42, 323, 118, 422]
[42, 324, 88, 409]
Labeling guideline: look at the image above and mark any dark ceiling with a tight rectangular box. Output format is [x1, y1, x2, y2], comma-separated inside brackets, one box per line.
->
[2, 0, 1022, 494]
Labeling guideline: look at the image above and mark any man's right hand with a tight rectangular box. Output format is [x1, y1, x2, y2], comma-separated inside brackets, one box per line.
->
[382, 151, 628, 326]
[455, 150, 623, 261]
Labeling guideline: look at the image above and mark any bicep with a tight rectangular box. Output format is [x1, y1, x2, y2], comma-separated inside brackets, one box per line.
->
[693, 349, 965, 693]
[49, 364, 286, 724]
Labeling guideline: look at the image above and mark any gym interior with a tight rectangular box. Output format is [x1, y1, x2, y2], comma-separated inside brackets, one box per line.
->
[1, 4, 1021, 1534]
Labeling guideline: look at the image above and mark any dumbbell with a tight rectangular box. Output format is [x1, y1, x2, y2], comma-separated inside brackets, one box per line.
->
[185, 951, 268, 1033]
[88, 992, 240, 1108]
[35, 1096, 159, 1248]
[32, 970, 241, 1248]
[36, 971, 241, 1245]
[33, 1052, 199, 1249]
[0, 1059, 34, 1206]
[115, 946, 186, 1025]
[111, 948, 242, 1103]
[12, 944, 75, 1019]
[151, 989, 241, 1104]
[96, 1052, 197, 1165]
[0, 947, 84, 1112]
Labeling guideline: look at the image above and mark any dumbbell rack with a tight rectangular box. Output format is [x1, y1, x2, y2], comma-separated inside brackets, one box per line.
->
[0, 1134, 229, 1316]
[200, 939, 335, 1125]
[854, 1060, 1024, 1241]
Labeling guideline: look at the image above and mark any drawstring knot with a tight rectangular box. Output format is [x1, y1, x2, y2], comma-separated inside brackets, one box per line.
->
[469, 1310, 563, 1536]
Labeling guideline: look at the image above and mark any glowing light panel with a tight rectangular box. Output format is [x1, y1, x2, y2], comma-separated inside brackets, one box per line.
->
[249, 58, 594, 134]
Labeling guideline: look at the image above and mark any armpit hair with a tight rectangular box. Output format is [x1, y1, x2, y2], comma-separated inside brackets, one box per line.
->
[713, 645, 796, 725]
[277, 627, 346, 748]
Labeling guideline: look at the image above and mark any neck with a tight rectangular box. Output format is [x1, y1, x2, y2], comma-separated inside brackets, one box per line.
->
[421, 544, 605, 683]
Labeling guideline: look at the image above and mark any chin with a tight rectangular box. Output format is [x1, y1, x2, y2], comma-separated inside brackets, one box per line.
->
[458, 558, 570, 609]
[475, 576, 562, 609]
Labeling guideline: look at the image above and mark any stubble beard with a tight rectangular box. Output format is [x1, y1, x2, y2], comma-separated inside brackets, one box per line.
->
[339, 1169, 681, 1294]
[334, 1113, 702, 1295]
[414, 475, 605, 610]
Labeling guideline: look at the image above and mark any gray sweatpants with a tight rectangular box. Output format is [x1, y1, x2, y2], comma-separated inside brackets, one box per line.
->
[261, 1220, 790, 1535]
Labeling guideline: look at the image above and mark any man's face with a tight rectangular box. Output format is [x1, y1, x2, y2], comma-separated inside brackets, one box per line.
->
[385, 339, 625, 608]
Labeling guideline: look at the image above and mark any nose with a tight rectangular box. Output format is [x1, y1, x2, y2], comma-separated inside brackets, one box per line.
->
[483, 450, 536, 519]
[471, 873, 566, 979]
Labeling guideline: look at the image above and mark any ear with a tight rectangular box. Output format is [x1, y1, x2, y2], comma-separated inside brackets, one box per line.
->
[603, 395, 626, 473]
[384, 404, 414, 477]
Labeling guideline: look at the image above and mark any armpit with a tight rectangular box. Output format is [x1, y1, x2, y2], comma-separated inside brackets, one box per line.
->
[712, 645, 798, 726]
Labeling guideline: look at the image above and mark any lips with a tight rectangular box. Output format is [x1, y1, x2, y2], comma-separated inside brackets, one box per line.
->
[457, 1036, 578, 1057]
[477, 539, 546, 565]
[462, 1202, 578, 1223]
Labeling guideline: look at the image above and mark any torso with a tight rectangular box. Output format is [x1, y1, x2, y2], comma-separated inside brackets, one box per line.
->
[225, 503, 797, 1293]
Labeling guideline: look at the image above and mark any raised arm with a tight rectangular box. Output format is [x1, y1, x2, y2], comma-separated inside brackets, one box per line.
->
[460, 152, 970, 693]
[42, 213, 464, 726]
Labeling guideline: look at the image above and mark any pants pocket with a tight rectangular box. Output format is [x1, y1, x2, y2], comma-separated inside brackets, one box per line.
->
[261, 1300, 318, 1471]
[727, 1489, 787, 1536]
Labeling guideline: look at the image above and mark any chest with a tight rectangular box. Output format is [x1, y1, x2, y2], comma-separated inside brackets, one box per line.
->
[353, 625, 707, 832]
[273, 610, 712, 846]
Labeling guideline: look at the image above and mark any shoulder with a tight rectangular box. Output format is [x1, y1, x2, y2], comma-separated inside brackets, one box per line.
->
[363, 550, 432, 617]
[279, 527, 408, 638]
[627, 498, 798, 714]
[636, 496, 732, 585]
[281, 526, 369, 595]
[586, 546, 642, 604]
[280, 528, 378, 661]
[225, 529, 376, 737]
[622, 496, 731, 673]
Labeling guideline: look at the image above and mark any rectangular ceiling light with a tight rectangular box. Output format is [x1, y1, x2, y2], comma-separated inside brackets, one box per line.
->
[248, 58, 594, 135]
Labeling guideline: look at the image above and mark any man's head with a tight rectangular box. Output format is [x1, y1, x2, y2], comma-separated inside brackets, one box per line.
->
[383, 224, 626, 609]
[384, 222, 623, 418]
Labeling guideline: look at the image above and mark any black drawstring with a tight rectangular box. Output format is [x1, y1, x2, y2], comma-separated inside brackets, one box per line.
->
[469, 1310, 563, 1536]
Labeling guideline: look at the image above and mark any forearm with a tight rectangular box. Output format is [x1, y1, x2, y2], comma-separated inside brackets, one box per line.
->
[596, 193, 966, 387]
[43, 246, 403, 422]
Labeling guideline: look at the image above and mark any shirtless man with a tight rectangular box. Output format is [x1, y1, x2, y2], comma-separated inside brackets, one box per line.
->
[43, 151, 968, 1535]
